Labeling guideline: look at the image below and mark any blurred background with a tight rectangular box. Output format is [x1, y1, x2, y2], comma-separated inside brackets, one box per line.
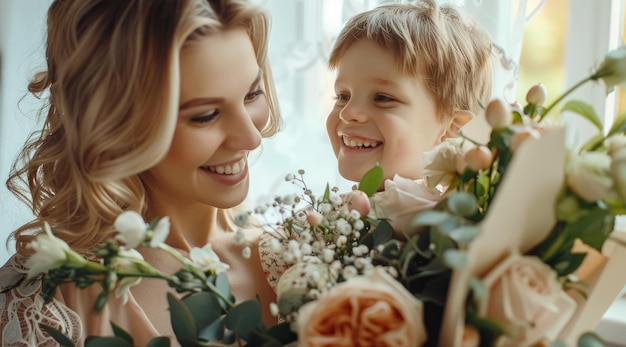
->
[0, 0, 625, 344]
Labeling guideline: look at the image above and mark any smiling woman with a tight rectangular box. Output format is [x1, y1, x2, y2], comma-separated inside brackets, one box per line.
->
[0, 0, 283, 345]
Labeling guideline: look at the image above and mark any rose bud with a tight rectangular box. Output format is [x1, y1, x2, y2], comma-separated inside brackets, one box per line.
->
[464, 146, 493, 171]
[346, 190, 371, 216]
[306, 210, 324, 227]
[526, 83, 547, 106]
[510, 128, 541, 152]
[485, 98, 511, 129]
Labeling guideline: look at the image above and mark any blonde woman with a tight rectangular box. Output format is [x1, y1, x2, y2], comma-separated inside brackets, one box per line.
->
[0, 0, 282, 345]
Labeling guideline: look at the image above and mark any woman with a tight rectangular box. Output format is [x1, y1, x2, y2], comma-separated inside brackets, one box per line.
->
[0, 0, 281, 345]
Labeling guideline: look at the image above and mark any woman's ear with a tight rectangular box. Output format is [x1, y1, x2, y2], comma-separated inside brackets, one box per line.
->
[440, 110, 474, 141]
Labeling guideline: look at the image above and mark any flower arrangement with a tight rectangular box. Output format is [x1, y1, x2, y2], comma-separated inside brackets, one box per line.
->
[14, 46, 626, 347]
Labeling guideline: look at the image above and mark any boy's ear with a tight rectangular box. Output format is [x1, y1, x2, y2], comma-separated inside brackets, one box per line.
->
[441, 110, 474, 140]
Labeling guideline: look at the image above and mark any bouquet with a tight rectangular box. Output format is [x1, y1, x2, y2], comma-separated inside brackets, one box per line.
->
[15, 46, 626, 347]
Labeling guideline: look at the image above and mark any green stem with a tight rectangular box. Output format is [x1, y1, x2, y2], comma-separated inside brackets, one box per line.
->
[539, 76, 593, 121]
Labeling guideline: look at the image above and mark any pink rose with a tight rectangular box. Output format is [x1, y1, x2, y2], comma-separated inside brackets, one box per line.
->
[297, 267, 427, 347]
[370, 175, 443, 237]
[422, 137, 473, 187]
[345, 190, 371, 217]
[479, 253, 576, 347]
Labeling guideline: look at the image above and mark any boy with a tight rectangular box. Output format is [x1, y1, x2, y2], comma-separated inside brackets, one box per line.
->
[326, 0, 493, 183]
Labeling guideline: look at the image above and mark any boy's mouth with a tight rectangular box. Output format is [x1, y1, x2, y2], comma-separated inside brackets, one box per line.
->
[342, 136, 382, 149]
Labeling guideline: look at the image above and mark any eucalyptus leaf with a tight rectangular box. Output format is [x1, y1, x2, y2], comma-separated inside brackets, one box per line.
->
[469, 275, 487, 300]
[224, 300, 262, 334]
[199, 315, 226, 341]
[358, 165, 384, 197]
[442, 249, 468, 270]
[110, 321, 133, 344]
[448, 225, 481, 244]
[222, 330, 236, 345]
[39, 324, 76, 347]
[372, 219, 393, 246]
[84, 337, 133, 347]
[266, 322, 298, 343]
[182, 292, 222, 330]
[146, 337, 171, 347]
[577, 332, 607, 347]
[447, 192, 478, 217]
[215, 272, 235, 309]
[428, 229, 456, 257]
[549, 340, 569, 347]
[412, 210, 450, 227]
[167, 292, 198, 341]
[562, 100, 603, 131]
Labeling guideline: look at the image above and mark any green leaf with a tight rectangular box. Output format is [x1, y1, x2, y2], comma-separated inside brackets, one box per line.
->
[469, 275, 487, 300]
[224, 300, 262, 334]
[85, 337, 133, 347]
[442, 249, 467, 270]
[577, 332, 607, 347]
[448, 225, 480, 244]
[199, 315, 226, 341]
[562, 100, 603, 131]
[182, 292, 222, 330]
[265, 322, 298, 343]
[215, 272, 235, 309]
[146, 337, 171, 347]
[580, 133, 606, 152]
[40, 324, 76, 347]
[110, 322, 133, 344]
[322, 183, 331, 201]
[447, 192, 478, 217]
[167, 292, 198, 341]
[553, 252, 588, 277]
[548, 340, 570, 347]
[412, 210, 450, 227]
[569, 208, 613, 252]
[607, 111, 626, 137]
[358, 165, 384, 197]
[429, 229, 457, 257]
[372, 219, 393, 246]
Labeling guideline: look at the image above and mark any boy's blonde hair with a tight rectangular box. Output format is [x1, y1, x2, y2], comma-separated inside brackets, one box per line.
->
[328, 0, 493, 121]
[7, 0, 282, 255]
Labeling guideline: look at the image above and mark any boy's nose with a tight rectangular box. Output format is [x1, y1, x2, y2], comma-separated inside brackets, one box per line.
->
[339, 102, 368, 123]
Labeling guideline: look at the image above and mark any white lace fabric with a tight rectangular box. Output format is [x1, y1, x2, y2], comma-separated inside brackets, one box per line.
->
[0, 255, 83, 347]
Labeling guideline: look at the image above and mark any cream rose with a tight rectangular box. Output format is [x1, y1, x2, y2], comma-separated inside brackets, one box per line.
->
[422, 137, 473, 187]
[297, 267, 427, 347]
[566, 150, 613, 202]
[479, 253, 576, 347]
[370, 175, 443, 237]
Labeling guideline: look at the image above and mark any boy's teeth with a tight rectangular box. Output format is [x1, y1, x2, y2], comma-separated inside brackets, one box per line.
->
[207, 158, 246, 175]
[343, 137, 380, 148]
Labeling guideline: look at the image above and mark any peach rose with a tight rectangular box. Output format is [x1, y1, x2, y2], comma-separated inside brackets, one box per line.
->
[370, 175, 443, 237]
[297, 267, 427, 347]
[479, 253, 576, 347]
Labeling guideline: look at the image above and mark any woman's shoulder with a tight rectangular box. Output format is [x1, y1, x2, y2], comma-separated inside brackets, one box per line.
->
[0, 254, 83, 346]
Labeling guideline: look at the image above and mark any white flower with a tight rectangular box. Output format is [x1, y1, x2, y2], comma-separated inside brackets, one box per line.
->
[234, 211, 250, 227]
[25, 222, 87, 278]
[422, 137, 473, 187]
[566, 150, 613, 202]
[595, 46, 626, 92]
[149, 217, 170, 247]
[189, 243, 230, 274]
[111, 248, 146, 304]
[242, 246, 252, 259]
[114, 211, 148, 249]
[370, 175, 443, 237]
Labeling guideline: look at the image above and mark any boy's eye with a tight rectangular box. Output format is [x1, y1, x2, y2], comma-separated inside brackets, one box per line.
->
[334, 93, 350, 106]
[245, 89, 264, 102]
[374, 94, 396, 102]
[191, 109, 219, 123]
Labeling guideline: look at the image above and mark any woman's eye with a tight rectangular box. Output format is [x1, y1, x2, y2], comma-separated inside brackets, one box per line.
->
[374, 94, 396, 102]
[245, 89, 264, 102]
[191, 110, 219, 123]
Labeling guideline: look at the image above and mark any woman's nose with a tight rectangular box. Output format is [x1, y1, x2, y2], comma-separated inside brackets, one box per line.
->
[227, 106, 264, 150]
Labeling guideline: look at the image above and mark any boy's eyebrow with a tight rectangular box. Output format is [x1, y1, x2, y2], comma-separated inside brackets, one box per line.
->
[179, 69, 263, 110]
[371, 78, 399, 87]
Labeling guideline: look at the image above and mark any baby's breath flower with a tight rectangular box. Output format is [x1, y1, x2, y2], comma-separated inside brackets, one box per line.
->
[323, 249, 335, 263]
[233, 229, 245, 244]
[242, 246, 252, 259]
[353, 220, 365, 231]
[318, 202, 332, 214]
[234, 211, 250, 228]
[270, 302, 280, 316]
[285, 173, 295, 181]
[342, 266, 358, 279]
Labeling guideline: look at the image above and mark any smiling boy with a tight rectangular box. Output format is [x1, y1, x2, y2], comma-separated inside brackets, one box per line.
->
[326, 0, 493, 183]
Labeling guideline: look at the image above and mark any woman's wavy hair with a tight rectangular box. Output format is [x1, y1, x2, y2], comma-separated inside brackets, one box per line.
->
[328, 0, 493, 120]
[7, 0, 281, 255]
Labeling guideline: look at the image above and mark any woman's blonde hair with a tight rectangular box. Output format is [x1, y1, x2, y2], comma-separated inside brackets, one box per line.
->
[7, 0, 281, 255]
[328, 0, 493, 119]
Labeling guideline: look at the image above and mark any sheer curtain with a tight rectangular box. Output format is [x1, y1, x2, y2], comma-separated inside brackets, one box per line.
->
[246, 0, 544, 205]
